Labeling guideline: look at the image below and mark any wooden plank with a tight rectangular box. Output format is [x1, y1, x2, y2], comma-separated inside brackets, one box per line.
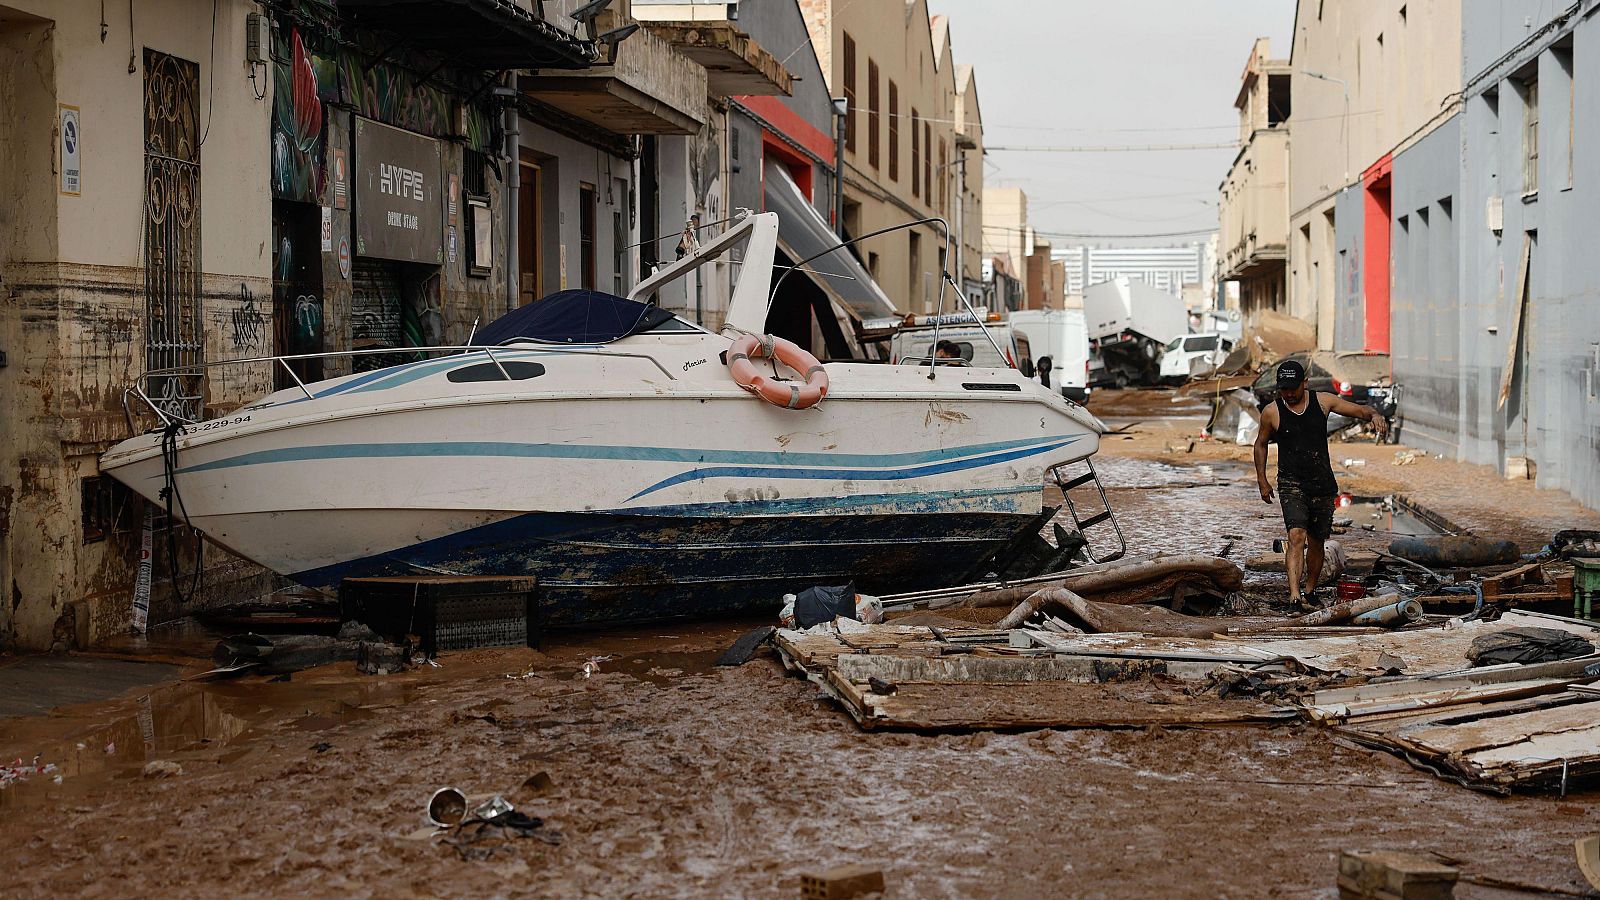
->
[853, 681, 1293, 730]
[1305, 678, 1580, 722]
[1399, 698, 1600, 756]
[1497, 232, 1532, 411]
[1468, 722, 1600, 772]
[835, 652, 1212, 685]
[1481, 562, 1547, 598]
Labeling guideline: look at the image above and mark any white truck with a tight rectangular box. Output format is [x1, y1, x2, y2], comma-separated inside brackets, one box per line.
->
[1083, 277, 1189, 388]
[1008, 309, 1091, 402]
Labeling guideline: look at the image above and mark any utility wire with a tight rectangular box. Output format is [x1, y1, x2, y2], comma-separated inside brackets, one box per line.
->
[988, 142, 1239, 153]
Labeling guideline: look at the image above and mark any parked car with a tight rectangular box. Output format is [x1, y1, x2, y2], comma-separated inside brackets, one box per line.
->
[1158, 332, 1235, 384]
[1250, 351, 1399, 441]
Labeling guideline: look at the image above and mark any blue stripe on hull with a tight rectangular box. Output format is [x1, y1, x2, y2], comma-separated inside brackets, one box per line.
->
[292, 508, 1037, 626]
[176, 434, 1081, 477]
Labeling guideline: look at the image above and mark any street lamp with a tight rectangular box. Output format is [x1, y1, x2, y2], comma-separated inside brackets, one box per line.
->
[831, 97, 849, 238]
[1303, 70, 1351, 183]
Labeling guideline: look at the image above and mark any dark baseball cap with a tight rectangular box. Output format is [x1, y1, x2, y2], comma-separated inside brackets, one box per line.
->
[1275, 359, 1307, 386]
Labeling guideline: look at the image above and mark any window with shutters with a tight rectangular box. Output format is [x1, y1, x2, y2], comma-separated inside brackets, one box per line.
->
[867, 59, 880, 169]
[888, 81, 899, 182]
[842, 34, 857, 154]
[938, 140, 947, 213]
[1521, 73, 1539, 195]
[911, 110, 920, 198]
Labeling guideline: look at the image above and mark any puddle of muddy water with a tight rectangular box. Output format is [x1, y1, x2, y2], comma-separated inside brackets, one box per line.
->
[0, 663, 424, 810]
[604, 649, 724, 686]
[1336, 496, 1445, 538]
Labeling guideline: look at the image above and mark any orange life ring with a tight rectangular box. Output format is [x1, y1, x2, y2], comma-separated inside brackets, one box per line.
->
[727, 333, 829, 410]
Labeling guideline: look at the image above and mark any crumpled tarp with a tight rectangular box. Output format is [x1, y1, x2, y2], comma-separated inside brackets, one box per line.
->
[1467, 627, 1596, 666]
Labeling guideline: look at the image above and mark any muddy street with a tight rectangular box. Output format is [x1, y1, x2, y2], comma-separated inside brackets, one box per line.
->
[3, 391, 1599, 898]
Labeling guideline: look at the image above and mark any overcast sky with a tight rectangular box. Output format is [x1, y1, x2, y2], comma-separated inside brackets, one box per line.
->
[928, 0, 1294, 247]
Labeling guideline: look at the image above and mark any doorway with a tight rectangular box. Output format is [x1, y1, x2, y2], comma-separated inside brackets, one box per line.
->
[1362, 165, 1392, 353]
[270, 201, 323, 388]
[517, 156, 542, 305]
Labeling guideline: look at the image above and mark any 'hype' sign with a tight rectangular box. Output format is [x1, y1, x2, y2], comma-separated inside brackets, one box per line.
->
[355, 118, 443, 264]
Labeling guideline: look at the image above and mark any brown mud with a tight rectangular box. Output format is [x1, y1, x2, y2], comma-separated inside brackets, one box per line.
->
[2, 390, 1598, 896]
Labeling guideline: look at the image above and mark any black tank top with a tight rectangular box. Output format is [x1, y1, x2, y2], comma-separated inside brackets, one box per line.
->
[1274, 392, 1338, 495]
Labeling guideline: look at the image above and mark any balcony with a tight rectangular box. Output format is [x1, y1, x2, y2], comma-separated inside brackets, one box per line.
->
[333, 0, 598, 70]
[1218, 127, 1289, 281]
[521, 26, 708, 135]
[635, 21, 791, 96]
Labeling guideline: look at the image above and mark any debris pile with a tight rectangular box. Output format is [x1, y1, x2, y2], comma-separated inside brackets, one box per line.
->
[773, 572, 1600, 793]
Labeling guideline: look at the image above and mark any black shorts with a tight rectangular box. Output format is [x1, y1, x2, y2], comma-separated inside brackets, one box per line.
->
[1279, 479, 1335, 540]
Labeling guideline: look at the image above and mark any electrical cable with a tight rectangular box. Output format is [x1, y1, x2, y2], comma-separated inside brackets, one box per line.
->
[159, 423, 205, 607]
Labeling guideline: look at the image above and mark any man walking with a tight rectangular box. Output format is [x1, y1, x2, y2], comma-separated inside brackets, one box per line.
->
[1254, 359, 1388, 607]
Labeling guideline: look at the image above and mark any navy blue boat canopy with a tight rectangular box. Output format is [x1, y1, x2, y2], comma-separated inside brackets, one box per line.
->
[470, 289, 679, 345]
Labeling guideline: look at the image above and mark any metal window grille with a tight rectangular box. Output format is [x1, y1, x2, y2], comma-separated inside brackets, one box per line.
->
[143, 49, 204, 420]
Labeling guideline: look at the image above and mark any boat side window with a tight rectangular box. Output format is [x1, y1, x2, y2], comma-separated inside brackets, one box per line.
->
[447, 361, 547, 383]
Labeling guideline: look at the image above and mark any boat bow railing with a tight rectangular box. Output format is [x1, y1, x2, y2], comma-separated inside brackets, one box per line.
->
[121, 344, 681, 433]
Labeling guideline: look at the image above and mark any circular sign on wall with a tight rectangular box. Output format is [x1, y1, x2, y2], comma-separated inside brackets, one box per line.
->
[337, 236, 352, 280]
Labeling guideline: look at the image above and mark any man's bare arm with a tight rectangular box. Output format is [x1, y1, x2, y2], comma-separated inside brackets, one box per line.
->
[1254, 404, 1277, 504]
[1323, 392, 1388, 436]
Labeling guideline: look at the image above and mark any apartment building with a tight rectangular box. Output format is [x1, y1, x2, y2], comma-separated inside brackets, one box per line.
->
[1217, 38, 1290, 323]
[801, 0, 983, 314]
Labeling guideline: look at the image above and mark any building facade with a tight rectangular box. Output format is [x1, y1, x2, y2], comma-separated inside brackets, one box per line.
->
[0, 0, 720, 651]
[1449, 1, 1599, 508]
[1217, 38, 1290, 324]
[1287, 0, 1462, 352]
[1057, 244, 1211, 298]
[801, 0, 983, 315]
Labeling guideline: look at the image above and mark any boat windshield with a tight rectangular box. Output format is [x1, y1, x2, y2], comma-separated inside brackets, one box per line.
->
[471, 289, 696, 345]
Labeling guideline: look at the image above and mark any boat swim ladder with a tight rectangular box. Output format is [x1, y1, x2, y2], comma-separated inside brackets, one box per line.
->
[1048, 458, 1126, 565]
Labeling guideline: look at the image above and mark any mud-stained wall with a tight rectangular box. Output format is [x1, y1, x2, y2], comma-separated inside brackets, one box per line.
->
[1, 0, 276, 650]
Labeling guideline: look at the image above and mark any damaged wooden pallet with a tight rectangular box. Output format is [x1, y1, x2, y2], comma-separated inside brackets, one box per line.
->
[773, 624, 1294, 731]
[1333, 690, 1600, 792]
[1300, 614, 1600, 792]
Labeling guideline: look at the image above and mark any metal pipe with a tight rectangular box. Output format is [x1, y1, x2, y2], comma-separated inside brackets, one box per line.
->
[831, 97, 848, 239]
[504, 93, 521, 316]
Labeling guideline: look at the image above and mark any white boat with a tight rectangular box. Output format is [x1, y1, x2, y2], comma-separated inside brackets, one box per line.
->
[100, 213, 1107, 625]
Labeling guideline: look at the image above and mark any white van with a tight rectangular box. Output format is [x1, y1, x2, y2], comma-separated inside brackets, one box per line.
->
[1008, 309, 1091, 402]
[1158, 332, 1235, 384]
[888, 323, 1030, 372]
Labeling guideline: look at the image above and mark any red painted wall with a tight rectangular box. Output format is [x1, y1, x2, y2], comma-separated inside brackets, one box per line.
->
[1361, 155, 1393, 353]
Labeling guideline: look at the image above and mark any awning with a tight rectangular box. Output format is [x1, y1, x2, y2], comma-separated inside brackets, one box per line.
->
[763, 164, 898, 322]
[333, 0, 597, 70]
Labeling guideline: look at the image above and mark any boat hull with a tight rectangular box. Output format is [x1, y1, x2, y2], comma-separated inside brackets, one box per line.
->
[282, 505, 1038, 625]
[102, 351, 1101, 626]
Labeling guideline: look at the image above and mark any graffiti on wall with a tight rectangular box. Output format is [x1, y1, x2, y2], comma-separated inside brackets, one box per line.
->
[230, 283, 265, 351]
[272, 29, 326, 203]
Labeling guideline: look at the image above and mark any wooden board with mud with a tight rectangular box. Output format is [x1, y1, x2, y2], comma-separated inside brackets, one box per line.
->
[775, 627, 1292, 731]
